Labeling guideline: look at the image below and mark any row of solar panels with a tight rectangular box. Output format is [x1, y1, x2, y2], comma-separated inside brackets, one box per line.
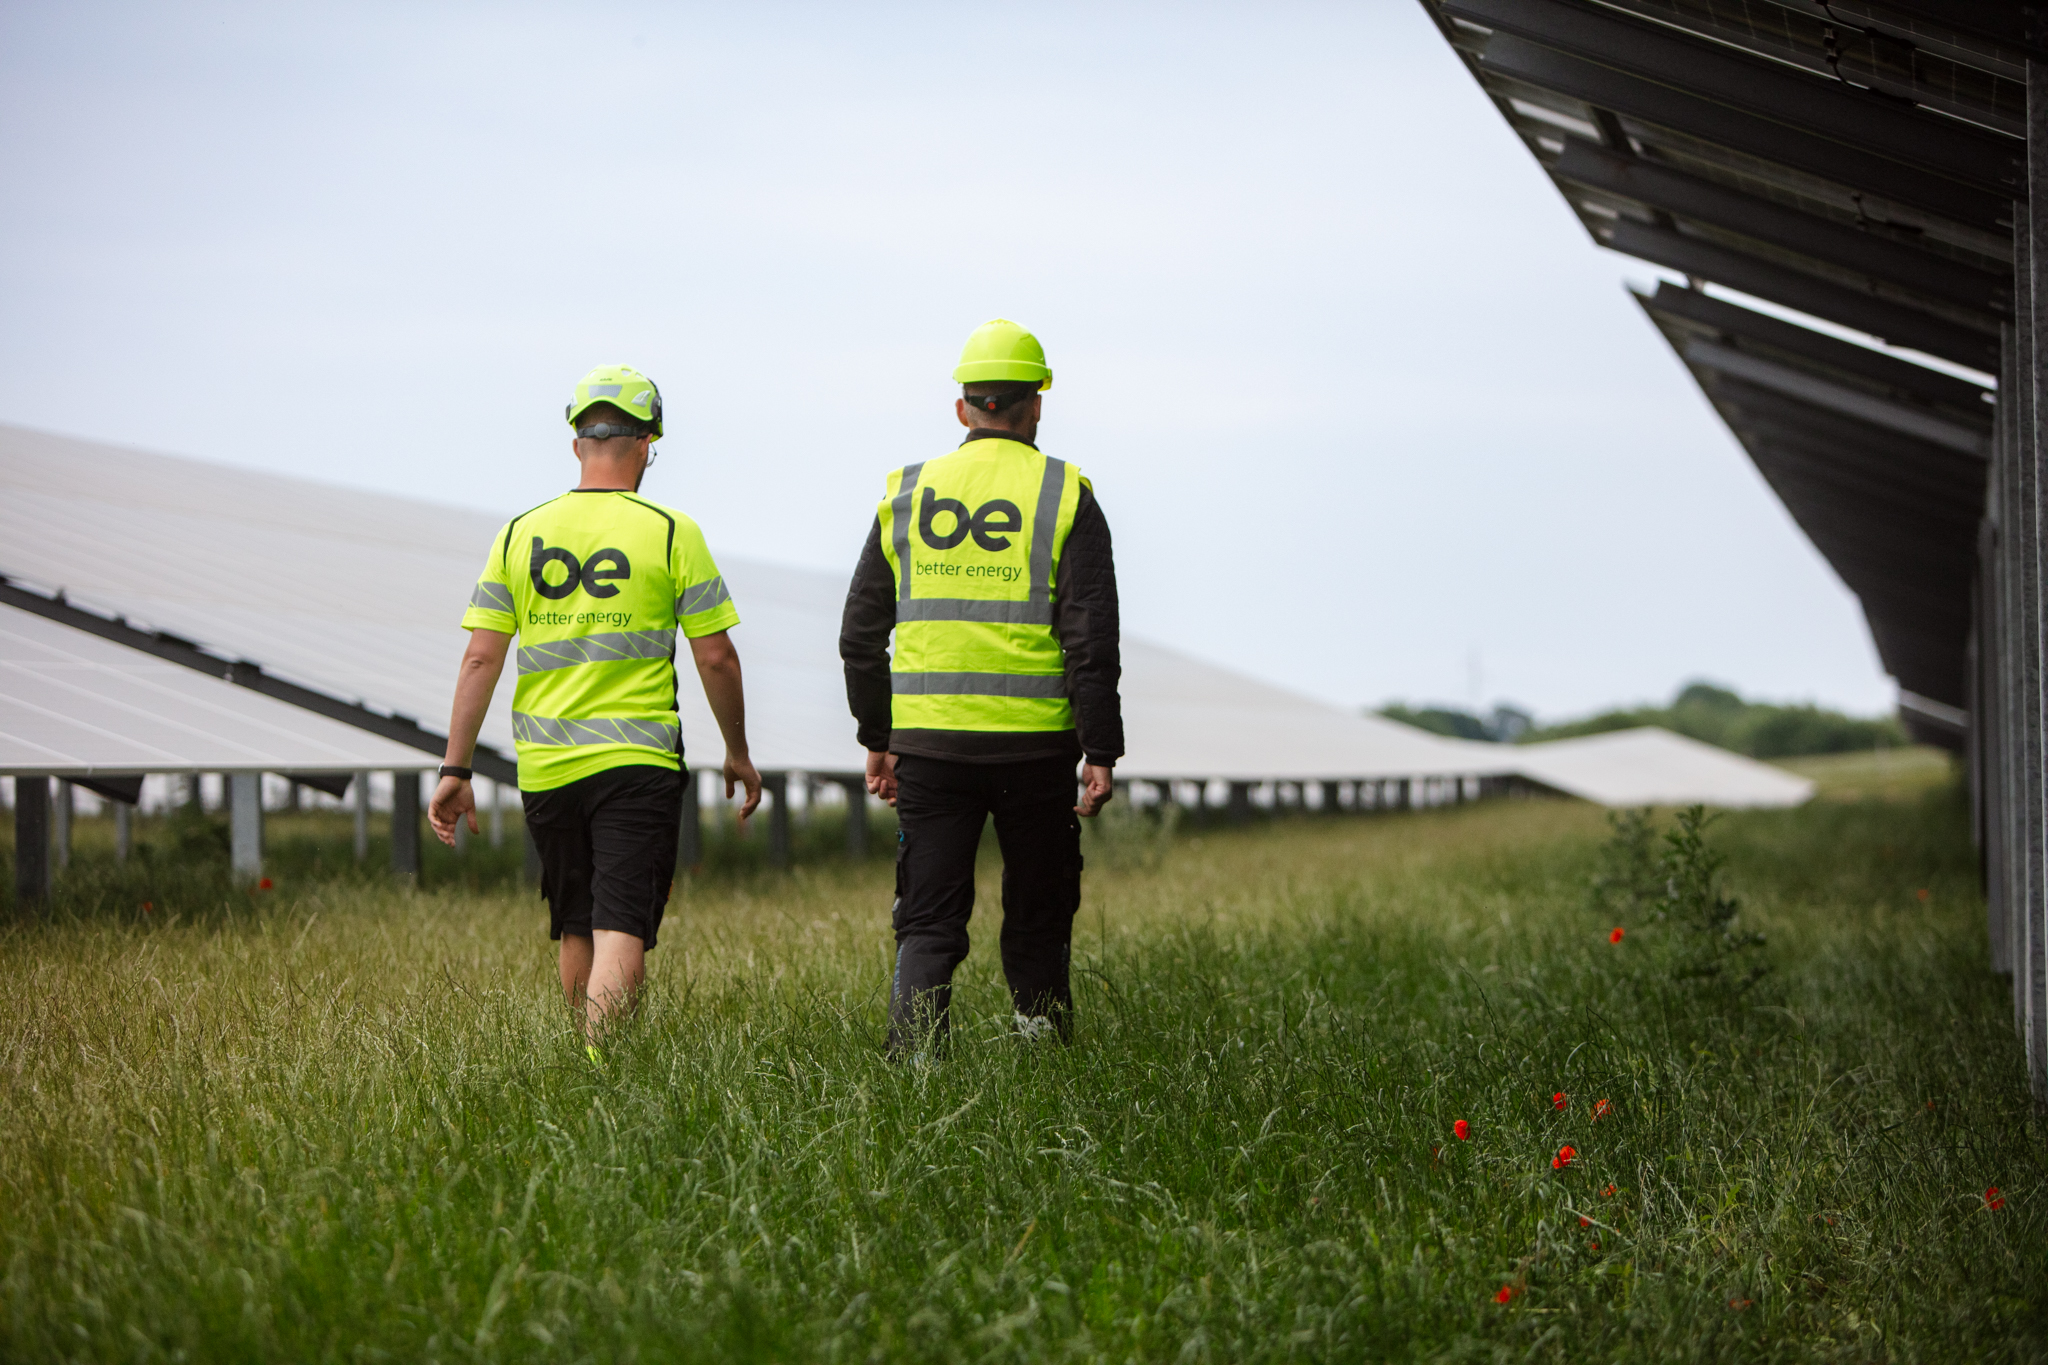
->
[0, 422, 1824, 822]
[1420, 0, 2044, 1086]
[1425, 0, 2015, 747]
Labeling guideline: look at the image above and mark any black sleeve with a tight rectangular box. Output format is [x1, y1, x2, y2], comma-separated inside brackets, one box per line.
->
[1052, 485, 1125, 767]
[839, 517, 898, 752]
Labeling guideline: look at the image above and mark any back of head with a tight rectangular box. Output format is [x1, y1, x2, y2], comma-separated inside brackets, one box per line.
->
[572, 401, 650, 443]
[961, 380, 1041, 430]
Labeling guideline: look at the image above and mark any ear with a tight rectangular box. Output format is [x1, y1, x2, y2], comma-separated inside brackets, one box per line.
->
[955, 397, 972, 428]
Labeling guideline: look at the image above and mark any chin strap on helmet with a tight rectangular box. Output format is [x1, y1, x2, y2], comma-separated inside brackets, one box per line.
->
[574, 421, 649, 440]
[964, 387, 1038, 414]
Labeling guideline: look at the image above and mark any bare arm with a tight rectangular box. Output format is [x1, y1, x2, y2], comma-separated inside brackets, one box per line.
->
[428, 628, 511, 844]
[690, 629, 762, 820]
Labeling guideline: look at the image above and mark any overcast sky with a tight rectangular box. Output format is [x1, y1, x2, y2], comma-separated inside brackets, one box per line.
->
[0, 1, 1905, 719]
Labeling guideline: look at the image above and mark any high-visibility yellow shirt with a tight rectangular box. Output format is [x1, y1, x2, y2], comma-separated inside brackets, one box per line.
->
[877, 435, 1085, 734]
[460, 490, 738, 790]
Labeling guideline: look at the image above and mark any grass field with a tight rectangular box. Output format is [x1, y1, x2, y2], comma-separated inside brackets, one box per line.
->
[3, 755, 2045, 1362]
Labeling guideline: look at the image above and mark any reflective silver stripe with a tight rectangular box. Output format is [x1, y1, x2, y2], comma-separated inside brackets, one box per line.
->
[891, 462, 925, 601]
[512, 712, 680, 750]
[894, 598, 1053, 625]
[675, 575, 731, 618]
[469, 581, 514, 613]
[585, 383, 622, 398]
[515, 629, 675, 676]
[1028, 456, 1067, 608]
[890, 672, 1067, 698]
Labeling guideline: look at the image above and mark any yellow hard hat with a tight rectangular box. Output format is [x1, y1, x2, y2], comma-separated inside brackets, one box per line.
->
[952, 319, 1052, 391]
[566, 364, 663, 439]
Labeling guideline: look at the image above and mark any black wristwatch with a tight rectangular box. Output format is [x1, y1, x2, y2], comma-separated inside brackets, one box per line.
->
[438, 765, 473, 781]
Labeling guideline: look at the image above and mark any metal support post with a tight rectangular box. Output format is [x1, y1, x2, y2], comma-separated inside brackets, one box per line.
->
[765, 772, 791, 869]
[390, 771, 420, 882]
[229, 772, 263, 880]
[2013, 151, 2031, 1042]
[14, 777, 50, 908]
[53, 780, 72, 870]
[842, 775, 868, 859]
[1989, 320, 2019, 976]
[114, 800, 132, 863]
[1397, 778, 1413, 810]
[489, 779, 505, 848]
[2021, 59, 2048, 1095]
[678, 767, 702, 871]
[1227, 781, 1252, 825]
[352, 771, 369, 864]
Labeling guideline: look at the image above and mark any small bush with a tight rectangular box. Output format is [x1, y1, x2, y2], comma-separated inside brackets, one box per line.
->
[1594, 804, 1767, 994]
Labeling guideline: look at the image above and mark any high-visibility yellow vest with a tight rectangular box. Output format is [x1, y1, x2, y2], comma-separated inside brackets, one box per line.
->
[461, 490, 739, 790]
[877, 436, 1085, 733]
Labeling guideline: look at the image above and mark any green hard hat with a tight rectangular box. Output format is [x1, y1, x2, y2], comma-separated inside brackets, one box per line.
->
[952, 319, 1052, 391]
[566, 364, 663, 438]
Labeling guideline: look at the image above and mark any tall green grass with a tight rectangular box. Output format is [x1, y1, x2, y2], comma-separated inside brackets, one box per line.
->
[1, 780, 2041, 1361]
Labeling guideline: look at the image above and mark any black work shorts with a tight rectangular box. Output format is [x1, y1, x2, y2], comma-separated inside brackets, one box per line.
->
[522, 763, 683, 951]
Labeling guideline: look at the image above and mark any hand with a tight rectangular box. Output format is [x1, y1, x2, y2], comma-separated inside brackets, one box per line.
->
[1076, 763, 1115, 817]
[725, 752, 763, 823]
[865, 750, 899, 806]
[428, 775, 477, 846]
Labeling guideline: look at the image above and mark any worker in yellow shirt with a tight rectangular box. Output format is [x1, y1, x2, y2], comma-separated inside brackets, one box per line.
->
[841, 320, 1124, 1057]
[429, 365, 761, 1043]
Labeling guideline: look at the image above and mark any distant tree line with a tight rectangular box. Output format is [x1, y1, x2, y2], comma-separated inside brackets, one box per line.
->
[1376, 703, 1533, 744]
[1376, 681, 1906, 759]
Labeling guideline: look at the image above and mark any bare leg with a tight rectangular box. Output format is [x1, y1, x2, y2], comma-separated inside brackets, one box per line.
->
[585, 929, 646, 1038]
[559, 932, 595, 1014]
[562, 931, 646, 1041]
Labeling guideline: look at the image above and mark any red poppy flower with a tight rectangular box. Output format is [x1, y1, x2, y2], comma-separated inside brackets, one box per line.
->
[1593, 1098, 1612, 1120]
[258, 877, 274, 890]
[1986, 1186, 2005, 1211]
[1454, 1119, 1470, 1141]
[1916, 888, 1931, 902]
[1609, 926, 1625, 943]
[1578, 1215, 1591, 1227]
[1729, 1298, 1752, 1311]
[1495, 1285, 1516, 1304]
[141, 901, 154, 913]
[1552, 1144, 1577, 1170]
[1589, 1240, 1600, 1251]
[1552, 1091, 1568, 1111]
[1600, 1184, 1617, 1198]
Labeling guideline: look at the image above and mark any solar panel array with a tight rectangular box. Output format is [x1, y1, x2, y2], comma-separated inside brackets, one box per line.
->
[0, 604, 434, 776]
[1420, 0, 2048, 1092]
[0, 422, 1815, 809]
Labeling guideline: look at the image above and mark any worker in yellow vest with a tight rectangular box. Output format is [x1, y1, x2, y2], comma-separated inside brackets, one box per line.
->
[428, 365, 762, 1045]
[840, 319, 1124, 1056]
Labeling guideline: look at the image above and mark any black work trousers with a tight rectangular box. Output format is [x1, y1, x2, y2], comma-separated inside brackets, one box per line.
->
[889, 753, 1083, 1052]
